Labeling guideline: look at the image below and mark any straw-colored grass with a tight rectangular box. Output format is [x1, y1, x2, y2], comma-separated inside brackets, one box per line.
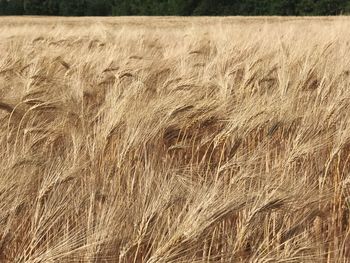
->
[0, 16, 350, 262]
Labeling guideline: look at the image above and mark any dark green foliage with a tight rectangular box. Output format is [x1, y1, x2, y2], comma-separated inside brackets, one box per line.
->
[270, 0, 297, 15]
[314, 0, 348, 15]
[0, 0, 349, 16]
[24, 0, 47, 15]
[2, 0, 24, 15]
[58, 0, 86, 16]
[85, 0, 111, 16]
[0, 0, 8, 15]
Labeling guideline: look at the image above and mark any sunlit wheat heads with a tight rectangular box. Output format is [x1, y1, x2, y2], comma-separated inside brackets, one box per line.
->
[0, 16, 350, 262]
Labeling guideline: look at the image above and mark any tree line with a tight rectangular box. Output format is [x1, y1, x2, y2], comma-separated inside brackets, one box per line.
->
[0, 0, 349, 16]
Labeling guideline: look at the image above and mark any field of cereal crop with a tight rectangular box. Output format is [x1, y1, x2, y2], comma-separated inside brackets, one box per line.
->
[1, 17, 350, 262]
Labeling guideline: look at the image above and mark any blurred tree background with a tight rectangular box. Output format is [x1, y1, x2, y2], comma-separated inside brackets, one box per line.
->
[0, 0, 349, 16]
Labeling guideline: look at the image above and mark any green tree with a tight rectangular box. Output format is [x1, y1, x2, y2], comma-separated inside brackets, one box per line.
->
[193, 0, 217, 15]
[314, 0, 347, 15]
[112, 0, 130, 15]
[47, 0, 59, 15]
[85, 0, 112, 16]
[24, 0, 47, 15]
[269, 0, 297, 15]
[6, 0, 24, 15]
[296, 0, 316, 15]
[0, 0, 8, 15]
[58, 0, 86, 16]
[1, 0, 350, 17]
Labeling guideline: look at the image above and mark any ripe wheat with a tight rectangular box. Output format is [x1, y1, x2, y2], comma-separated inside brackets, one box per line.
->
[0, 16, 350, 262]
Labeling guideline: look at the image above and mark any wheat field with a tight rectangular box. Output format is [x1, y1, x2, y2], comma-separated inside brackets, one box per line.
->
[1, 16, 350, 262]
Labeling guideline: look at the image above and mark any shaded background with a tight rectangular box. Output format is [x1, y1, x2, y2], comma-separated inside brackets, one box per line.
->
[0, 0, 349, 16]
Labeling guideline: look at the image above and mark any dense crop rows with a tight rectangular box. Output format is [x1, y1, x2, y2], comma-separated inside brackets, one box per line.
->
[0, 17, 350, 262]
